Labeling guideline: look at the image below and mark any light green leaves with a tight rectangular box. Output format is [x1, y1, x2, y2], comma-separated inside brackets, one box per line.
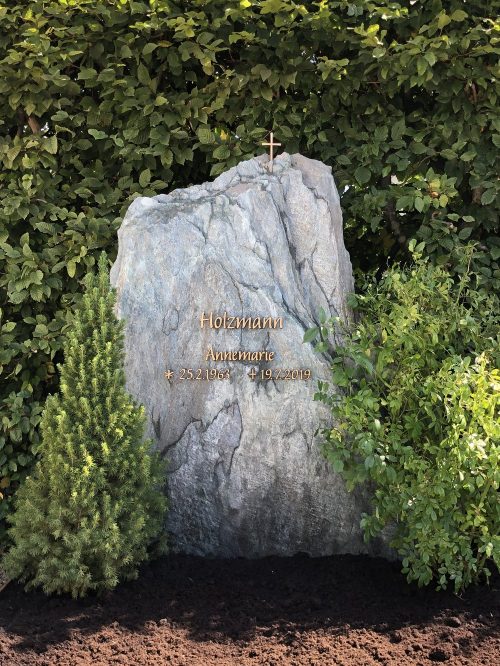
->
[139, 168, 151, 187]
[197, 127, 213, 144]
[3, 253, 167, 596]
[437, 13, 451, 29]
[142, 43, 158, 56]
[88, 129, 107, 140]
[33, 323, 48, 337]
[213, 145, 230, 160]
[44, 135, 58, 154]
[451, 10, 468, 22]
[481, 189, 496, 206]
[415, 197, 424, 212]
[303, 326, 319, 343]
[78, 67, 97, 80]
[313, 256, 500, 592]
[461, 149, 476, 162]
[67, 261, 77, 278]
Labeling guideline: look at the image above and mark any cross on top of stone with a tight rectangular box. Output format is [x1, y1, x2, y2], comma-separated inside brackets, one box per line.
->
[261, 131, 281, 173]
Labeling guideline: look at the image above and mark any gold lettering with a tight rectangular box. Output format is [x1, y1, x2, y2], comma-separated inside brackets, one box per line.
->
[204, 348, 277, 361]
[200, 312, 211, 328]
[200, 313, 285, 329]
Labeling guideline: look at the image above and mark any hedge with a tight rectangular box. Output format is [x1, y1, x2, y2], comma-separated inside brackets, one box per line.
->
[0, 0, 498, 540]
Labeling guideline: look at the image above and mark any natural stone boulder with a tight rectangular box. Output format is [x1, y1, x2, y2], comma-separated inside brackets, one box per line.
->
[111, 153, 384, 557]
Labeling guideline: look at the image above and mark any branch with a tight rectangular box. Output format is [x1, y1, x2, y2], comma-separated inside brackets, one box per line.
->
[27, 114, 41, 134]
[16, 108, 25, 137]
[382, 176, 407, 247]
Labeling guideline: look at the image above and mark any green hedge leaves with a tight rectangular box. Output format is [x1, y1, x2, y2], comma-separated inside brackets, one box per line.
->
[0, 1, 498, 538]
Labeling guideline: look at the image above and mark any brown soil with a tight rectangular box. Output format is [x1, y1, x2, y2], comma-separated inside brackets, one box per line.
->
[0, 554, 498, 666]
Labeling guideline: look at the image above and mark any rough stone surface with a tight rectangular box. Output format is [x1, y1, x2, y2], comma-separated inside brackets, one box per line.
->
[111, 153, 386, 558]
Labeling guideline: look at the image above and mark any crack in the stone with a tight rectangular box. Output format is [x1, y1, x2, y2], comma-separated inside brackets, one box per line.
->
[161, 417, 202, 464]
[283, 420, 311, 453]
[213, 260, 244, 348]
[164, 400, 242, 476]
[161, 308, 180, 336]
[151, 406, 162, 440]
[226, 400, 242, 477]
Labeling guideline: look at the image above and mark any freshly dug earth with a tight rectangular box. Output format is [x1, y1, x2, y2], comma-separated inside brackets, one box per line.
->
[0, 554, 498, 666]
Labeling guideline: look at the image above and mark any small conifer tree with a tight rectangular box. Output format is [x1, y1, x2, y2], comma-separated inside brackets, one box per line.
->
[3, 253, 167, 597]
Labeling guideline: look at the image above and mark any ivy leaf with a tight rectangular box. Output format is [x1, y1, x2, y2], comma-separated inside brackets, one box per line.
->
[261, 87, 273, 102]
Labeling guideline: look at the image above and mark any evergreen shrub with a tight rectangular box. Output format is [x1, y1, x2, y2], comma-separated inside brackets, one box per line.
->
[3, 254, 167, 597]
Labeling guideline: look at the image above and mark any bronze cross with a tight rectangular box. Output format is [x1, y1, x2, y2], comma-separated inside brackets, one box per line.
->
[261, 132, 281, 172]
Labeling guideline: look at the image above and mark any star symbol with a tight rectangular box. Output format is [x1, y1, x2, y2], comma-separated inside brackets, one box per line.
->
[164, 369, 174, 381]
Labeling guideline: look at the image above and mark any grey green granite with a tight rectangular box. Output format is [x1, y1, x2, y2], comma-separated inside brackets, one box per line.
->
[111, 153, 389, 558]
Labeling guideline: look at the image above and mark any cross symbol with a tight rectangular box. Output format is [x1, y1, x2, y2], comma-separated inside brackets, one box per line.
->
[261, 132, 281, 173]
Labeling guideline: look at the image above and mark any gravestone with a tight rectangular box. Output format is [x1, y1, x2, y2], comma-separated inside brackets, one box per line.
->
[111, 153, 386, 557]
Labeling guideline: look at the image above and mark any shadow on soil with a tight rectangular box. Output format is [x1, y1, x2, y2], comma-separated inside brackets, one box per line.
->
[1, 554, 499, 657]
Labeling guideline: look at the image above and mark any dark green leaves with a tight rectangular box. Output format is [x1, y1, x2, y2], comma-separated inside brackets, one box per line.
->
[0, 0, 498, 547]
[354, 166, 371, 185]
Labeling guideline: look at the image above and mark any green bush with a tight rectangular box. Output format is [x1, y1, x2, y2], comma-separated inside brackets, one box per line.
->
[3, 254, 167, 597]
[308, 247, 499, 592]
[0, 1, 498, 538]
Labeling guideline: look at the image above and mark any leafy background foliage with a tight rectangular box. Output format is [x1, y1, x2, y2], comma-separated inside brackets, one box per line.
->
[0, 0, 498, 539]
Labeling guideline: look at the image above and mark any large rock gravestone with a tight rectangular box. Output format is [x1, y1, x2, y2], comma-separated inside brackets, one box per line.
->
[111, 153, 381, 557]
